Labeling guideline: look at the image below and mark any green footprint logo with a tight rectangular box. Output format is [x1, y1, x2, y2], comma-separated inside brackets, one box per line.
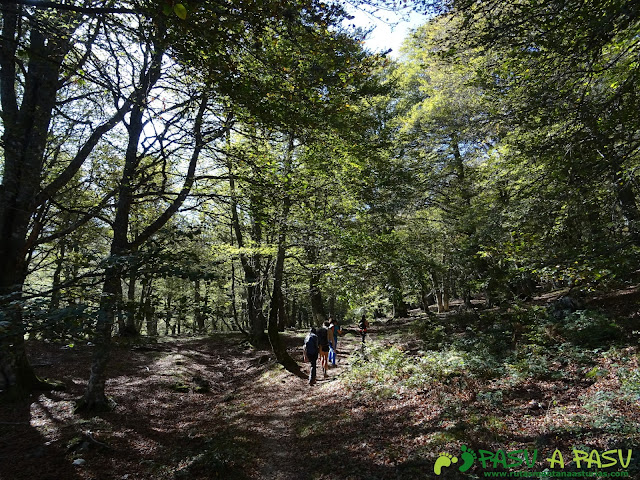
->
[434, 452, 458, 475]
[458, 445, 477, 472]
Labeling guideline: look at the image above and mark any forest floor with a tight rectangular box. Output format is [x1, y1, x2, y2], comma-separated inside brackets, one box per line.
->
[2, 288, 640, 480]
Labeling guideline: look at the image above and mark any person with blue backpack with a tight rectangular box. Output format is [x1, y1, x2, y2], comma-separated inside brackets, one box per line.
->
[303, 327, 319, 385]
[328, 317, 342, 366]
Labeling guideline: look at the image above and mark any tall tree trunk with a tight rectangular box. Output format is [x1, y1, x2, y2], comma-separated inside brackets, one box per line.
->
[144, 287, 157, 337]
[443, 287, 450, 312]
[265, 141, 304, 378]
[165, 292, 172, 336]
[81, 128, 136, 409]
[203, 281, 211, 331]
[79, 264, 122, 411]
[135, 277, 149, 334]
[121, 267, 139, 337]
[0, 8, 75, 398]
[389, 270, 408, 318]
[228, 161, 268, 346]
[178, 296, 187, 335]
[309, 272, 326, 325]
[267, 236, 303, 377]
[431, 272, 446, 314]
[435, 290, 445, 313]
[228, 224, 245, 334]
[81, 30, 167, 410]
[289, 297, 297, 329]
[49, 241, 66, 312]
[194, 278, 204, 333]
[278, 296, 287, 332]
[306, 246, 326, 325]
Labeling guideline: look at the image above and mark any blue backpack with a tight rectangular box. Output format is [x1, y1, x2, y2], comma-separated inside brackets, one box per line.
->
[304, 333, 318, 356]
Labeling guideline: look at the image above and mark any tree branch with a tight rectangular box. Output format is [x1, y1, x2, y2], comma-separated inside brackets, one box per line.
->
[0, 0, 142, 15]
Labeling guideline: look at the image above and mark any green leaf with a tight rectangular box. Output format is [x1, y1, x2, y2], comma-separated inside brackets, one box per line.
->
[174, 3, 187, 19]
[585, 367, 599, 378]
[162, 3, 172, 16]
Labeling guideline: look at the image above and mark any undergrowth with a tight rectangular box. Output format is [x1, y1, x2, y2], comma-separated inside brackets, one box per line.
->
[340, 304, 640, 467]
[342, 305, 633, 400]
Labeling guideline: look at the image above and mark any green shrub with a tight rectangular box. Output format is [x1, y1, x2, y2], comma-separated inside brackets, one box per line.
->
[412, 320, 446, 349]
[343, 344, 490, 397]
[561, 310, 624, 347]
[617, 364, 640, 399]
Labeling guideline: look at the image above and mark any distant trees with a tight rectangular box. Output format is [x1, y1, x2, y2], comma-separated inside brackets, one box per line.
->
[374, 1, 640, 310]
[442, 0, 640, 285]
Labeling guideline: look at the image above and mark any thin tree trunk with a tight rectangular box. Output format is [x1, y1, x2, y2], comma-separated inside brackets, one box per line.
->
[431, 272, 445, 313]
[78, 265, 121, 411]
[144, 280, 157, 337]
[204, 281, 211, 331]
[178, 296, 187, 335]
[49, 241, 66, 312]
[228, 223, 244, 333]
[135, 278, 149, 334]
[265, 140, 304, 377]
[443, 288, 450, 312]
[291, 298, 299, 329]
[165, 293, 172, 336]
[194, 278, 204, 333]
[121, 267, 139, 337]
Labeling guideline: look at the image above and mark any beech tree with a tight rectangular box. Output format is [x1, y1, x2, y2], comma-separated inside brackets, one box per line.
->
[0, 2, 144, 397]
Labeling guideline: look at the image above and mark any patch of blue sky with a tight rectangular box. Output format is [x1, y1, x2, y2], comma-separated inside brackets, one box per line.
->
[342, 4, 428, 57]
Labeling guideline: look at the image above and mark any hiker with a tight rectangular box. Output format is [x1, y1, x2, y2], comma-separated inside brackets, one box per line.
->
[303, 327, 319, 385]
[327, 319, 335, 367]
[328, 317, 342, 366]
[317, 321, 330, 377]
[359, 314, 369, 343]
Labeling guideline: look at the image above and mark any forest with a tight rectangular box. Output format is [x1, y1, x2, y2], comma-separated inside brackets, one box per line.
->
[1, 0, 640, 478]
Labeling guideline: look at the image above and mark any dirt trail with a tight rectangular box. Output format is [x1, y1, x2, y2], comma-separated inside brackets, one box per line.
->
[10, 310, 637, 480]
[1, 327, 394, 480]
[228, 331, 366, 479]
